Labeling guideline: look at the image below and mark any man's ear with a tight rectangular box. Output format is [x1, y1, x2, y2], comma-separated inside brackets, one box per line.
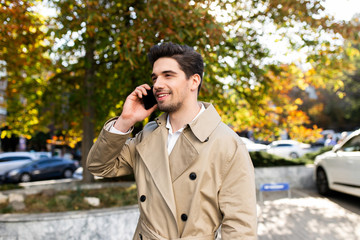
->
[190, 74, 201, 92]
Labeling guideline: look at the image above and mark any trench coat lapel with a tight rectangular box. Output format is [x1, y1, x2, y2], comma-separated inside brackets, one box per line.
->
[170, 103, 221, 182]
[169, 133, 198, 182]
[135, 119, 178, 223]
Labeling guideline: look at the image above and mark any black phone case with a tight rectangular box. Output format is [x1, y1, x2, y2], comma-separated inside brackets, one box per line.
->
[143, 87, 157, 110]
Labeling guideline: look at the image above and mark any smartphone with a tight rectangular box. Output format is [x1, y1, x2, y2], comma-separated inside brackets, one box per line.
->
[143, 86, 157, 110]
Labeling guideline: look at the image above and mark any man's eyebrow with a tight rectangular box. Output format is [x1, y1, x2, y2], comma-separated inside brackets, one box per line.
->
[162, 70, 177, 75]
[151, 70, 177, 78]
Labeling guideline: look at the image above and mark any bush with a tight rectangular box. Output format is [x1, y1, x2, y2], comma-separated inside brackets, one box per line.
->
[298, 146, 333, 161]
[0, 185, 138, 214]
[249, 146, 332, 167]
[0, 184, 23, 191]
[249, 151, 308, 167]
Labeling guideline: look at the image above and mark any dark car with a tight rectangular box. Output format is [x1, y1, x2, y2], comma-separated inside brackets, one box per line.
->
[2, 157, 79, 183]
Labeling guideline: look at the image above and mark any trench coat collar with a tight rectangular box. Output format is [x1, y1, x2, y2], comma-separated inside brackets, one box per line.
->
[155, 102, 221, 143]
[187, 102, 221, 142]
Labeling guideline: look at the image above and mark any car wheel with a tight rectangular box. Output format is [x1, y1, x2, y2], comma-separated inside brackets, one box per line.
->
[20, 173, 31, 183]
[289, 152, 299, 159]
[316, 168, 330, 195]
[63, 169, 73, 178]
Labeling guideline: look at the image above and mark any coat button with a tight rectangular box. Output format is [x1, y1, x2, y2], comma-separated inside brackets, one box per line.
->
[204, 137, 209, 142]
[189, 172, 197, 180]
[181, 213, 188, 221]
[140, 195, 146, 202]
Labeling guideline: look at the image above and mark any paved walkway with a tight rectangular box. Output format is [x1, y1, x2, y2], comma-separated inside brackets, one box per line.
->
[3, 180, 360, 239]
[256, 189, 360, 240]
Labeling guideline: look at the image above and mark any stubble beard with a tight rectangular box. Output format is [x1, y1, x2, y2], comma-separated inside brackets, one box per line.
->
[158, 101, 183, 113]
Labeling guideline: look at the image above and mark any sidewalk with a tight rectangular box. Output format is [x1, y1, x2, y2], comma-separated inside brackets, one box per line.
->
[2, 181, 359, 239]
[256, 189, 360, 240]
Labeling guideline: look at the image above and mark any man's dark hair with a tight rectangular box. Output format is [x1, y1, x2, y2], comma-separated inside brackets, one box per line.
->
[147, 42, 204, 94]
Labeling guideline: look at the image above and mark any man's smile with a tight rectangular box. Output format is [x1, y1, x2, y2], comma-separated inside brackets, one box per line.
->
[156, 92, 170, 101]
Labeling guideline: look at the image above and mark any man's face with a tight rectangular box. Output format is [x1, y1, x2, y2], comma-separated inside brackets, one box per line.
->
[151, 57, 191, 113]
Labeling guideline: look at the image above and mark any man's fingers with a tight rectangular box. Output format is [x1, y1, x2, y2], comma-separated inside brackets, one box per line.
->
[134, 88, 144, 98]
[134, 84, 151, 98]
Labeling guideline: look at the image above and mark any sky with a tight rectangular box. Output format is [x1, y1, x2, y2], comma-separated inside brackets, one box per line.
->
[324, 0, 360, 21]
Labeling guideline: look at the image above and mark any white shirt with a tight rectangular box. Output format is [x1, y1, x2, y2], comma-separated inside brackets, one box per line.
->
[166, 103, 205, 154]
[109, 103, 206, 155]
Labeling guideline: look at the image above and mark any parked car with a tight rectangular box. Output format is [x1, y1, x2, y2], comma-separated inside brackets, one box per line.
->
[314, 129, 360, 197]
[240, 137, 268, 152]
[2, 157, 79, 183]
[266, 140, 312, 159]
[0, 151, 52, 181]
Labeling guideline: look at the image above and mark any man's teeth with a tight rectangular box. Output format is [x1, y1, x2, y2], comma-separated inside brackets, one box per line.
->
[158, 94, 168, 97]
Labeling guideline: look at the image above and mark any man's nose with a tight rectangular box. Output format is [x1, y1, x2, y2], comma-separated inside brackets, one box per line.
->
[153, 77, 164, 90]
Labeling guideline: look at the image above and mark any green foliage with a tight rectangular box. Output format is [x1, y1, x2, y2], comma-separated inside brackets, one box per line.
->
[0, 184, 23, 191]
[249, 151, 309, 167]
[1, 0, 360, 181]
[297, 146, 333, 161]
[250, 146, 333, 167]
[0, 185, 138, 214]
[297, 41, 360, 131]
[0, 0, 52, 137]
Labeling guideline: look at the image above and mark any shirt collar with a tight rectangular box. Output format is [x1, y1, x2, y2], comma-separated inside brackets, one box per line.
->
[156, 102, 222, 142]
[166, 103, 206, 134]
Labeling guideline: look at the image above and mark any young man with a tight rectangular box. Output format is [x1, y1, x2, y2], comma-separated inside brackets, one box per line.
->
[87, 42, 257, 239]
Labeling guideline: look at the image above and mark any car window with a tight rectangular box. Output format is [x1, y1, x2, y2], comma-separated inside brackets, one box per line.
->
[341, 135, 360, 152]
[38, 159, 62, 165]
[276, 144, 292, 147]
[0, 156, 32, 162]
[37, 160, 53, 166]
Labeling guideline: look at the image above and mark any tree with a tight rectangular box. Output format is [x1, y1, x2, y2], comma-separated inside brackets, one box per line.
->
[44, 0, 360, 181]
[200, 0, 359, 141]
[45, 0, 226, 182]
[0, 0, 51, 145]
[3, 0, 359, 181]
[297, 41, 360, 131]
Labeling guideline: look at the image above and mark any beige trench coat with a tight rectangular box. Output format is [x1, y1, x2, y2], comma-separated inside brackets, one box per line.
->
[87, 102, 257, 240]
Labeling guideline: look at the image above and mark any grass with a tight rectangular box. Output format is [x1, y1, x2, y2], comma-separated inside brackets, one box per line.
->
[0, 185, 138, 214]
[0, 183, 23, 191]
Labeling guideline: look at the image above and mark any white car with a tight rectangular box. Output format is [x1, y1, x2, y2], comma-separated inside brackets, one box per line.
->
[314, 129, 360, 197]
[240, 137, 268, 152]
[0, 151, 52, 180]
[266, 140, 312, 159]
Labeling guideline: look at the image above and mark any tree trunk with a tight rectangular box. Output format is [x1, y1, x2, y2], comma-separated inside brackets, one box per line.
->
[81, 35, 96, 183]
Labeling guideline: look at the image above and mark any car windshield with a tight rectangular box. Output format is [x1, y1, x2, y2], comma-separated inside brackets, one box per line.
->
[340, 134, 360, 152]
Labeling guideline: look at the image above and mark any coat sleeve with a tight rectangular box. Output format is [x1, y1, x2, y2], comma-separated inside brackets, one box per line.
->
[219, 143, 257, 239]
[86, 119, 137, 178]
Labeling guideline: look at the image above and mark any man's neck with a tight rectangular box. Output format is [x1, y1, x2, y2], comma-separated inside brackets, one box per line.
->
[168, 102, 201, 133]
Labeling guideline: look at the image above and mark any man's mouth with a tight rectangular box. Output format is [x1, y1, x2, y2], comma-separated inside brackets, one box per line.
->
[156, 93, 170, 101]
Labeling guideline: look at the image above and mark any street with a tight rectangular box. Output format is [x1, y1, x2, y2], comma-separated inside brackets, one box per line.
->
[257, 188, 360, 240]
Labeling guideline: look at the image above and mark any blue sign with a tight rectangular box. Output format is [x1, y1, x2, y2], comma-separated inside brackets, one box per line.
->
[260, 183, 290, 192]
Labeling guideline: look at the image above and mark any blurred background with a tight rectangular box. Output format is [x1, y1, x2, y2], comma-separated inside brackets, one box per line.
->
[0, 0, 359, 182]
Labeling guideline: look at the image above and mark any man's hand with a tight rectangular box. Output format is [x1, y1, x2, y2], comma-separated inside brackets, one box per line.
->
[114, 84, 157, 132]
